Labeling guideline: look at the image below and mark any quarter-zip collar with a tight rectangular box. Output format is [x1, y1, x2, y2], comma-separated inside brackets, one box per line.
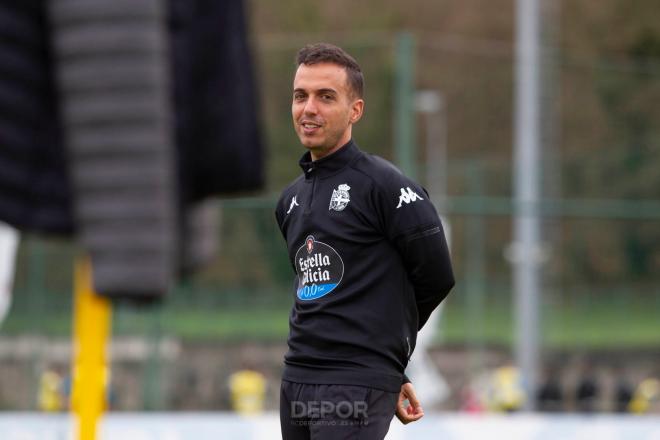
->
[298, 140, 360, 180]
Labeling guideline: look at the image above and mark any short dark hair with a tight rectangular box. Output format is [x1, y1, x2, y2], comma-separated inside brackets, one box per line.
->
[295, 43, 364, 99]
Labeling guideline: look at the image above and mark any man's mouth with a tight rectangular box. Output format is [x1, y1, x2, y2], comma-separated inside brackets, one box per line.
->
[300, 120, 322, 135]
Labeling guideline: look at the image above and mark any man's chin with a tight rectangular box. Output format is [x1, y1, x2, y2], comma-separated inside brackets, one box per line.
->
[300, 138, 323, 150]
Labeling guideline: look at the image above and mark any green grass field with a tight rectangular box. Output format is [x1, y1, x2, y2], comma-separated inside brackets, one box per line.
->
[3, 297, 658, 349]
[438, 299, 660, 349]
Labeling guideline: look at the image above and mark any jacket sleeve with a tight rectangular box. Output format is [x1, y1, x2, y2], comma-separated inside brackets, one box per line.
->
[275, 191, 300, 275]
[394, 220, 454, 329]
[274, 193, 287, 240]
[374, 169, 455, 330]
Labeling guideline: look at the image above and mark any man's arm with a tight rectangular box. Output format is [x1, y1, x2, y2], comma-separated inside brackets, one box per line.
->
[371, 166, 455, 328]
[395, 223, 454, 329]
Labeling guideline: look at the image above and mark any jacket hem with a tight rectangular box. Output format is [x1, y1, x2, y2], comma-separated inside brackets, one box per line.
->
[282, 364, 404, 393]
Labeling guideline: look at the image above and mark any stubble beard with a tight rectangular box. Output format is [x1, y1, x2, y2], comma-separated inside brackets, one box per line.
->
[298, 127, 348, 160]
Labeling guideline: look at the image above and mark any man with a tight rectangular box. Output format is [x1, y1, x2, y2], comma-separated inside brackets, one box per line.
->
[275, 43, 455, 439]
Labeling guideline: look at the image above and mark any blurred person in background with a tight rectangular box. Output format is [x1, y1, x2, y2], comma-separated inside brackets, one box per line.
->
[575, 362, 600, 413]
[613, 366, 634, 413]
[38, 367, 65, 412]
[228, 368, 267, 415]
[537, 364, 564, 412]
[484, 364, 525, 413]
[275, 43, 454, 439]
[629, 377, 660, 414]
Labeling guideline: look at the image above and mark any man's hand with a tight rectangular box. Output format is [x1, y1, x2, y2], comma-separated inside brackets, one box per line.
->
[395, 382, 424, 424]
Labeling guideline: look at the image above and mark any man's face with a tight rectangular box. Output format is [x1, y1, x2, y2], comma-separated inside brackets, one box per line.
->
[292, 62, 364, 160]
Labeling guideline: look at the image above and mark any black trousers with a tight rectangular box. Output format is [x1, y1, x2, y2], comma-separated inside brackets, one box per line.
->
[280, 380, 399, 440]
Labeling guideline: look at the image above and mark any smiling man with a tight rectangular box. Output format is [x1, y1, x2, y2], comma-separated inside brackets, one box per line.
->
[275, 43, 455, 439]
[291, 57, 363, 160]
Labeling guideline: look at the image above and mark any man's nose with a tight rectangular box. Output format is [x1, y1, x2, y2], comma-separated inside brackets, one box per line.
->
[303, 97, 318, 115]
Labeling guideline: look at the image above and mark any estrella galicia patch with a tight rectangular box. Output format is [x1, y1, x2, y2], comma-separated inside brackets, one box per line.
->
[295, 235, 344, 300]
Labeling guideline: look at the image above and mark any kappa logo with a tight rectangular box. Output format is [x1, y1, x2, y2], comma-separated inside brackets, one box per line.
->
[286, 195, 299, 214]
[329, 184, 351, 211]
[396, 187, 423, 208]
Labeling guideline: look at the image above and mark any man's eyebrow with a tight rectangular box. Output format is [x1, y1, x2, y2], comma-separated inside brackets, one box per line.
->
[292, 87, 338, 95]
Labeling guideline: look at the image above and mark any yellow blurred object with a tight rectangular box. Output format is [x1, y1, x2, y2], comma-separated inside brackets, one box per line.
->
[228, 370, 267, 415]
[486, 366, 526, 412]
[72, 258, 112, 440]
[629, 378, 659, 414]
[38, 370, 63, 412]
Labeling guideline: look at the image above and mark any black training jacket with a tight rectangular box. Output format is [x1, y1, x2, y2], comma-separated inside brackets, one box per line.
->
[275, 140, 454, 393]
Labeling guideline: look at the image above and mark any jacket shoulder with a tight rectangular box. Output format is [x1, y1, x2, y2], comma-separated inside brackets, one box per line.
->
[277, 174, 305, 203]
[351, 153, 404, 185]
[275, 174, 304, 226]
[351, 153, 421, 197]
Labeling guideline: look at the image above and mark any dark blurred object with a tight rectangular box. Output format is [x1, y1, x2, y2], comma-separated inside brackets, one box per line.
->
[614, 376, 634, 413]
[536, 368, 564, 412]
[169, 0, 261, 279]
[169, 0, 264, 202]
[0, 0, 263, 302]
[575, 368, 600, 413]
[49, 0, 178, 303]
[0, 2, 73, 234]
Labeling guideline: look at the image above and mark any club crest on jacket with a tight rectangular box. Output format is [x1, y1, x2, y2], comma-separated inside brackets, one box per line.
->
[329, 184, 351, 211]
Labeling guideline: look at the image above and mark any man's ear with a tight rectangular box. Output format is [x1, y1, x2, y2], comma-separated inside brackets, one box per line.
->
[350, 99, 364, 124]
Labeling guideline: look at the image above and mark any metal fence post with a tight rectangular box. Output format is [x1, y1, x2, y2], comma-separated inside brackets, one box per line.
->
[394, 32, 417, 178]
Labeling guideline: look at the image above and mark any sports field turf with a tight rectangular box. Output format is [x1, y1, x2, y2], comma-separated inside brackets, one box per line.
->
[3, 296, 657, 349]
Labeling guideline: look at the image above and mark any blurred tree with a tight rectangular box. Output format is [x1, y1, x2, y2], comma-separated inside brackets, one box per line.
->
[595, 28, 660, 279]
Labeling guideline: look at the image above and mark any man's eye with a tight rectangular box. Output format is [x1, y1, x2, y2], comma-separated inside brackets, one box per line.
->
[322, 95, 334, 100]
[294, 94, 305, 101]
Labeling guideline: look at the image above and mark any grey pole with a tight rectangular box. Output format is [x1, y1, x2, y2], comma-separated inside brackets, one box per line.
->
[410, 90, 451, 407]
[0, 223, 19, 326]
[513, 0, 542, 411]
[415, 90, 445, 201]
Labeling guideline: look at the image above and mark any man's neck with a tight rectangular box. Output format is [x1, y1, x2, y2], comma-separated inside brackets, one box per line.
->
[310, 134, 352, 161]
